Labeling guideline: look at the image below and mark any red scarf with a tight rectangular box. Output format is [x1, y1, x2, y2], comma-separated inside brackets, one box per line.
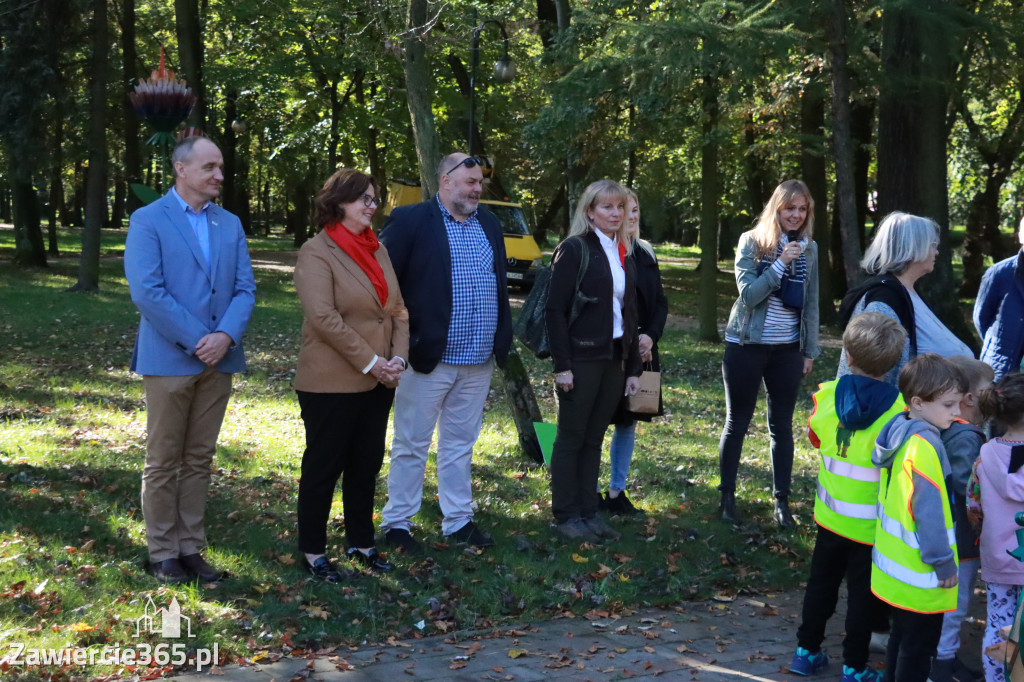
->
[618, 241, 626, 267]
[324, 222, 388, 307]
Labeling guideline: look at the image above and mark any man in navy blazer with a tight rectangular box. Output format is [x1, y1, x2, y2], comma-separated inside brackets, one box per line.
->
[379, 152, 512, 554]
[124, 136, 256, 583]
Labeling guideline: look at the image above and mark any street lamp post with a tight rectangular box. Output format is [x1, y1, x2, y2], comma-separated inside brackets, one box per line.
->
[468, 20, 516, 157]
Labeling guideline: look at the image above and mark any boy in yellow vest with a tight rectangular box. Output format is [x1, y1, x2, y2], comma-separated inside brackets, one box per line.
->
[872, 353, 967, 682]
[790, 312, 907, 682]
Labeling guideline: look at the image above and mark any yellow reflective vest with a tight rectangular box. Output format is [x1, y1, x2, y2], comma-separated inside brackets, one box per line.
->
[809, 380, 905, 544]
[871, 433, 958, 613]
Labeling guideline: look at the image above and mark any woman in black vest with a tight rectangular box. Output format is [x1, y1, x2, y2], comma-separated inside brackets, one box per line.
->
[545, 179, 642, 543]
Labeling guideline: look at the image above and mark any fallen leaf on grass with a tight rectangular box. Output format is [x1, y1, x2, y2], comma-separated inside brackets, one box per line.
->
[571, 553, 588, 563]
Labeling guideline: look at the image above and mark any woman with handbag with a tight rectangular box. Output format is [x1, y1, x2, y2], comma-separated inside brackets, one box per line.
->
[600, 189, 668, 516]
[545, 179, 642, 543]
[718, 179, 820, 529]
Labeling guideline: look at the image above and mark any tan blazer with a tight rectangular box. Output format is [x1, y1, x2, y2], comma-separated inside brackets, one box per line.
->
[293, 230, 409, 393]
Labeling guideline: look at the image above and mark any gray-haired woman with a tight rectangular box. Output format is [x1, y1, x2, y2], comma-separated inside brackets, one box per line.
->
[837, 212, 972, 386]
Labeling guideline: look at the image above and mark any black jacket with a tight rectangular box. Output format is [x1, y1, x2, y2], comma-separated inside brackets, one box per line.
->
[633, 242, 669, 370]
[380, 198, 513, 373]
[544, 230, 641, 376]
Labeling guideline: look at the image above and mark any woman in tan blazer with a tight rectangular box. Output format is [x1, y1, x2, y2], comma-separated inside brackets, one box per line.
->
[293, 168, 409, 582]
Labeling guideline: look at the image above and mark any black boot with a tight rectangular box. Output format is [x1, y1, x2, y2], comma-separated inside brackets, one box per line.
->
[719, 490, 739, 523]
[774, 496, 795, 530]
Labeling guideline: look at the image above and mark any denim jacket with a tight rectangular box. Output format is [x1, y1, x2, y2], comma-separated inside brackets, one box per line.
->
[974, 250, 1024, 379]
[724, 232, 821, 359]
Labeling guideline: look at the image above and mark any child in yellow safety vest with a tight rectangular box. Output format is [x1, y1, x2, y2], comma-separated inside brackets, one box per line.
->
[871, 354, 968, 682]
[790, 312, 907, 682]
[929, 357, 991, 682]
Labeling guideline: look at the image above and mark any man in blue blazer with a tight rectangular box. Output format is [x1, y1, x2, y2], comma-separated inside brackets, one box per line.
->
[379, 152, 512, 554]
[124, 136, 256, 583]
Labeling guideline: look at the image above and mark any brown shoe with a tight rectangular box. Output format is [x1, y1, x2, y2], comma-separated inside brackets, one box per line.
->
[150, 558, 189, 584]
[180, 553, 225, 582]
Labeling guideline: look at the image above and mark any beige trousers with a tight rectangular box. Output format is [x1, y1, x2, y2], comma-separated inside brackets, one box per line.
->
[142, 368, 232, 563]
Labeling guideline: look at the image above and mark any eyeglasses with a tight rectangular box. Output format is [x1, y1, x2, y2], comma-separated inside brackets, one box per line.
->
[444, 156, 484, 176]
[360, 193, 382, 208]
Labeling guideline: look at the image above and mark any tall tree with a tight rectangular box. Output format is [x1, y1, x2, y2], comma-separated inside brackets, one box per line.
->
[0, 0, 71, 267]
[121, 0, 143, 215]
[71, 0, 109, 292]
[175, 0, 206, 129]
[826, 0, 864, 288]
[401, 0, 442, 198]
[876, 0, 970, 339]
[698, 75, 721, 343]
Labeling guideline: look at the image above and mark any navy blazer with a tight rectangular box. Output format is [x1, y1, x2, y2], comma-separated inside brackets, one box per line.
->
[975, 250, 1024, 380]
[379, 197, 513, 373]
[124, 190, 256, 376]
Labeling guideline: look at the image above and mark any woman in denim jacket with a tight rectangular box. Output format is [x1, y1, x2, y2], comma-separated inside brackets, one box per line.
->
[974, 219, 1024, 381]
[718, 179, 820, 529]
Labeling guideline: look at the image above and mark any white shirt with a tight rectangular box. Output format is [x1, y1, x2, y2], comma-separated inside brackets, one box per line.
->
[594, 228, 625, 339]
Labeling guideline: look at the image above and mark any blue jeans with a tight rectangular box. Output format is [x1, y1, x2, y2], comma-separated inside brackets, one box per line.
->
[604, 421, 636, 492]
[935, 558, 979, 660]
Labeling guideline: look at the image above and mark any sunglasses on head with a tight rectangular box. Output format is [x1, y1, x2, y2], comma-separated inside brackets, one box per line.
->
[444, 156, 484, 176]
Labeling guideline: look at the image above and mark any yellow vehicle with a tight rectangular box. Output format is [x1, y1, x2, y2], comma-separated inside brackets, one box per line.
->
[383, 180, 544, 288]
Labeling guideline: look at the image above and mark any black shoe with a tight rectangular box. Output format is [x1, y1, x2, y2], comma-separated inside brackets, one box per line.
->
[774, 497, 796, 530]
[604, 491, 645, 517]
[306, 556, 343, 583]
[929, 657, 954, 682]
[150, 558, 189, 584]
[347, 547, 394, 573]
[383, 528, 424, 556]
[719, 491, 739, 523]
[180, 553, 225, 582]
[446, 521, 495, 549]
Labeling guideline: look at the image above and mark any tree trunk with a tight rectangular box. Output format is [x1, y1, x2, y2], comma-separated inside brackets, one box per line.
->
[877, 0, 973, 344]
[800, 72, 833, 324]
[72, 0, 108, 292]
[174, 0, 205, 129]
[500, 349, 544, 465]
[221, 90, 239, 216]
[121, 0, 142, 215]
[403, 0, 442, 198]
[12, 179, 47, 267]
[698, 75, 721, 343]
[826, 0, 863, 289]
[47, 113, 63, 256]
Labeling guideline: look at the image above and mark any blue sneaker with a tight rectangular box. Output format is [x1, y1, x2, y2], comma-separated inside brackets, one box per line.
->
[841, 664, 882, 682]
[789, 647, 829, 676]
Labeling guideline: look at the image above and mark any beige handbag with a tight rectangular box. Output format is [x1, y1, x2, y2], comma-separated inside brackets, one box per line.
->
[626, 364, 660, 415]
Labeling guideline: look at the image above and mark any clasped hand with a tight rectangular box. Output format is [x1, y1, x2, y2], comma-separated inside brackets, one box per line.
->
[371, 356, 405, 387]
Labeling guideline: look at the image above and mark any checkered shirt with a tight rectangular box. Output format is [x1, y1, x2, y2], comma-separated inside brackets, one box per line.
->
[438, 196, 499, 365]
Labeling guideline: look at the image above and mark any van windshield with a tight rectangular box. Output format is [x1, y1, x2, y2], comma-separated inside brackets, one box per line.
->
[483, 204, 531, 236]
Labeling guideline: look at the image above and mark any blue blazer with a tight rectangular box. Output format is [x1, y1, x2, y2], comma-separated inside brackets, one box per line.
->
[380, 198, 512, 373]
[124, 190, 257, 376]
[974, 250, 1024, 380]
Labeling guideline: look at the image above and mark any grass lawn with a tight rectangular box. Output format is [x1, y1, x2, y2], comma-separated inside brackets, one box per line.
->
[0, 224, 894, 679]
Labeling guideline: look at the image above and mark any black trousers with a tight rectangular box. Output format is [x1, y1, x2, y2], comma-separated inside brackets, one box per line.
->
[550, 356, 625, 522]
[718, 341, 804, 498]
[885, 607, 943, 682]
[797, 524, 886, 669]
[296, 385, 395, 552]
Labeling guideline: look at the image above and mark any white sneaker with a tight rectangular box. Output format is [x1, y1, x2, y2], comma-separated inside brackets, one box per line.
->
[869, 632, 889, 654]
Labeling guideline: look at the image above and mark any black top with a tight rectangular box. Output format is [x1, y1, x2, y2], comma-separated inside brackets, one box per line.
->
[544, 230, 642, 377]
[379, 199, 513, 374]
